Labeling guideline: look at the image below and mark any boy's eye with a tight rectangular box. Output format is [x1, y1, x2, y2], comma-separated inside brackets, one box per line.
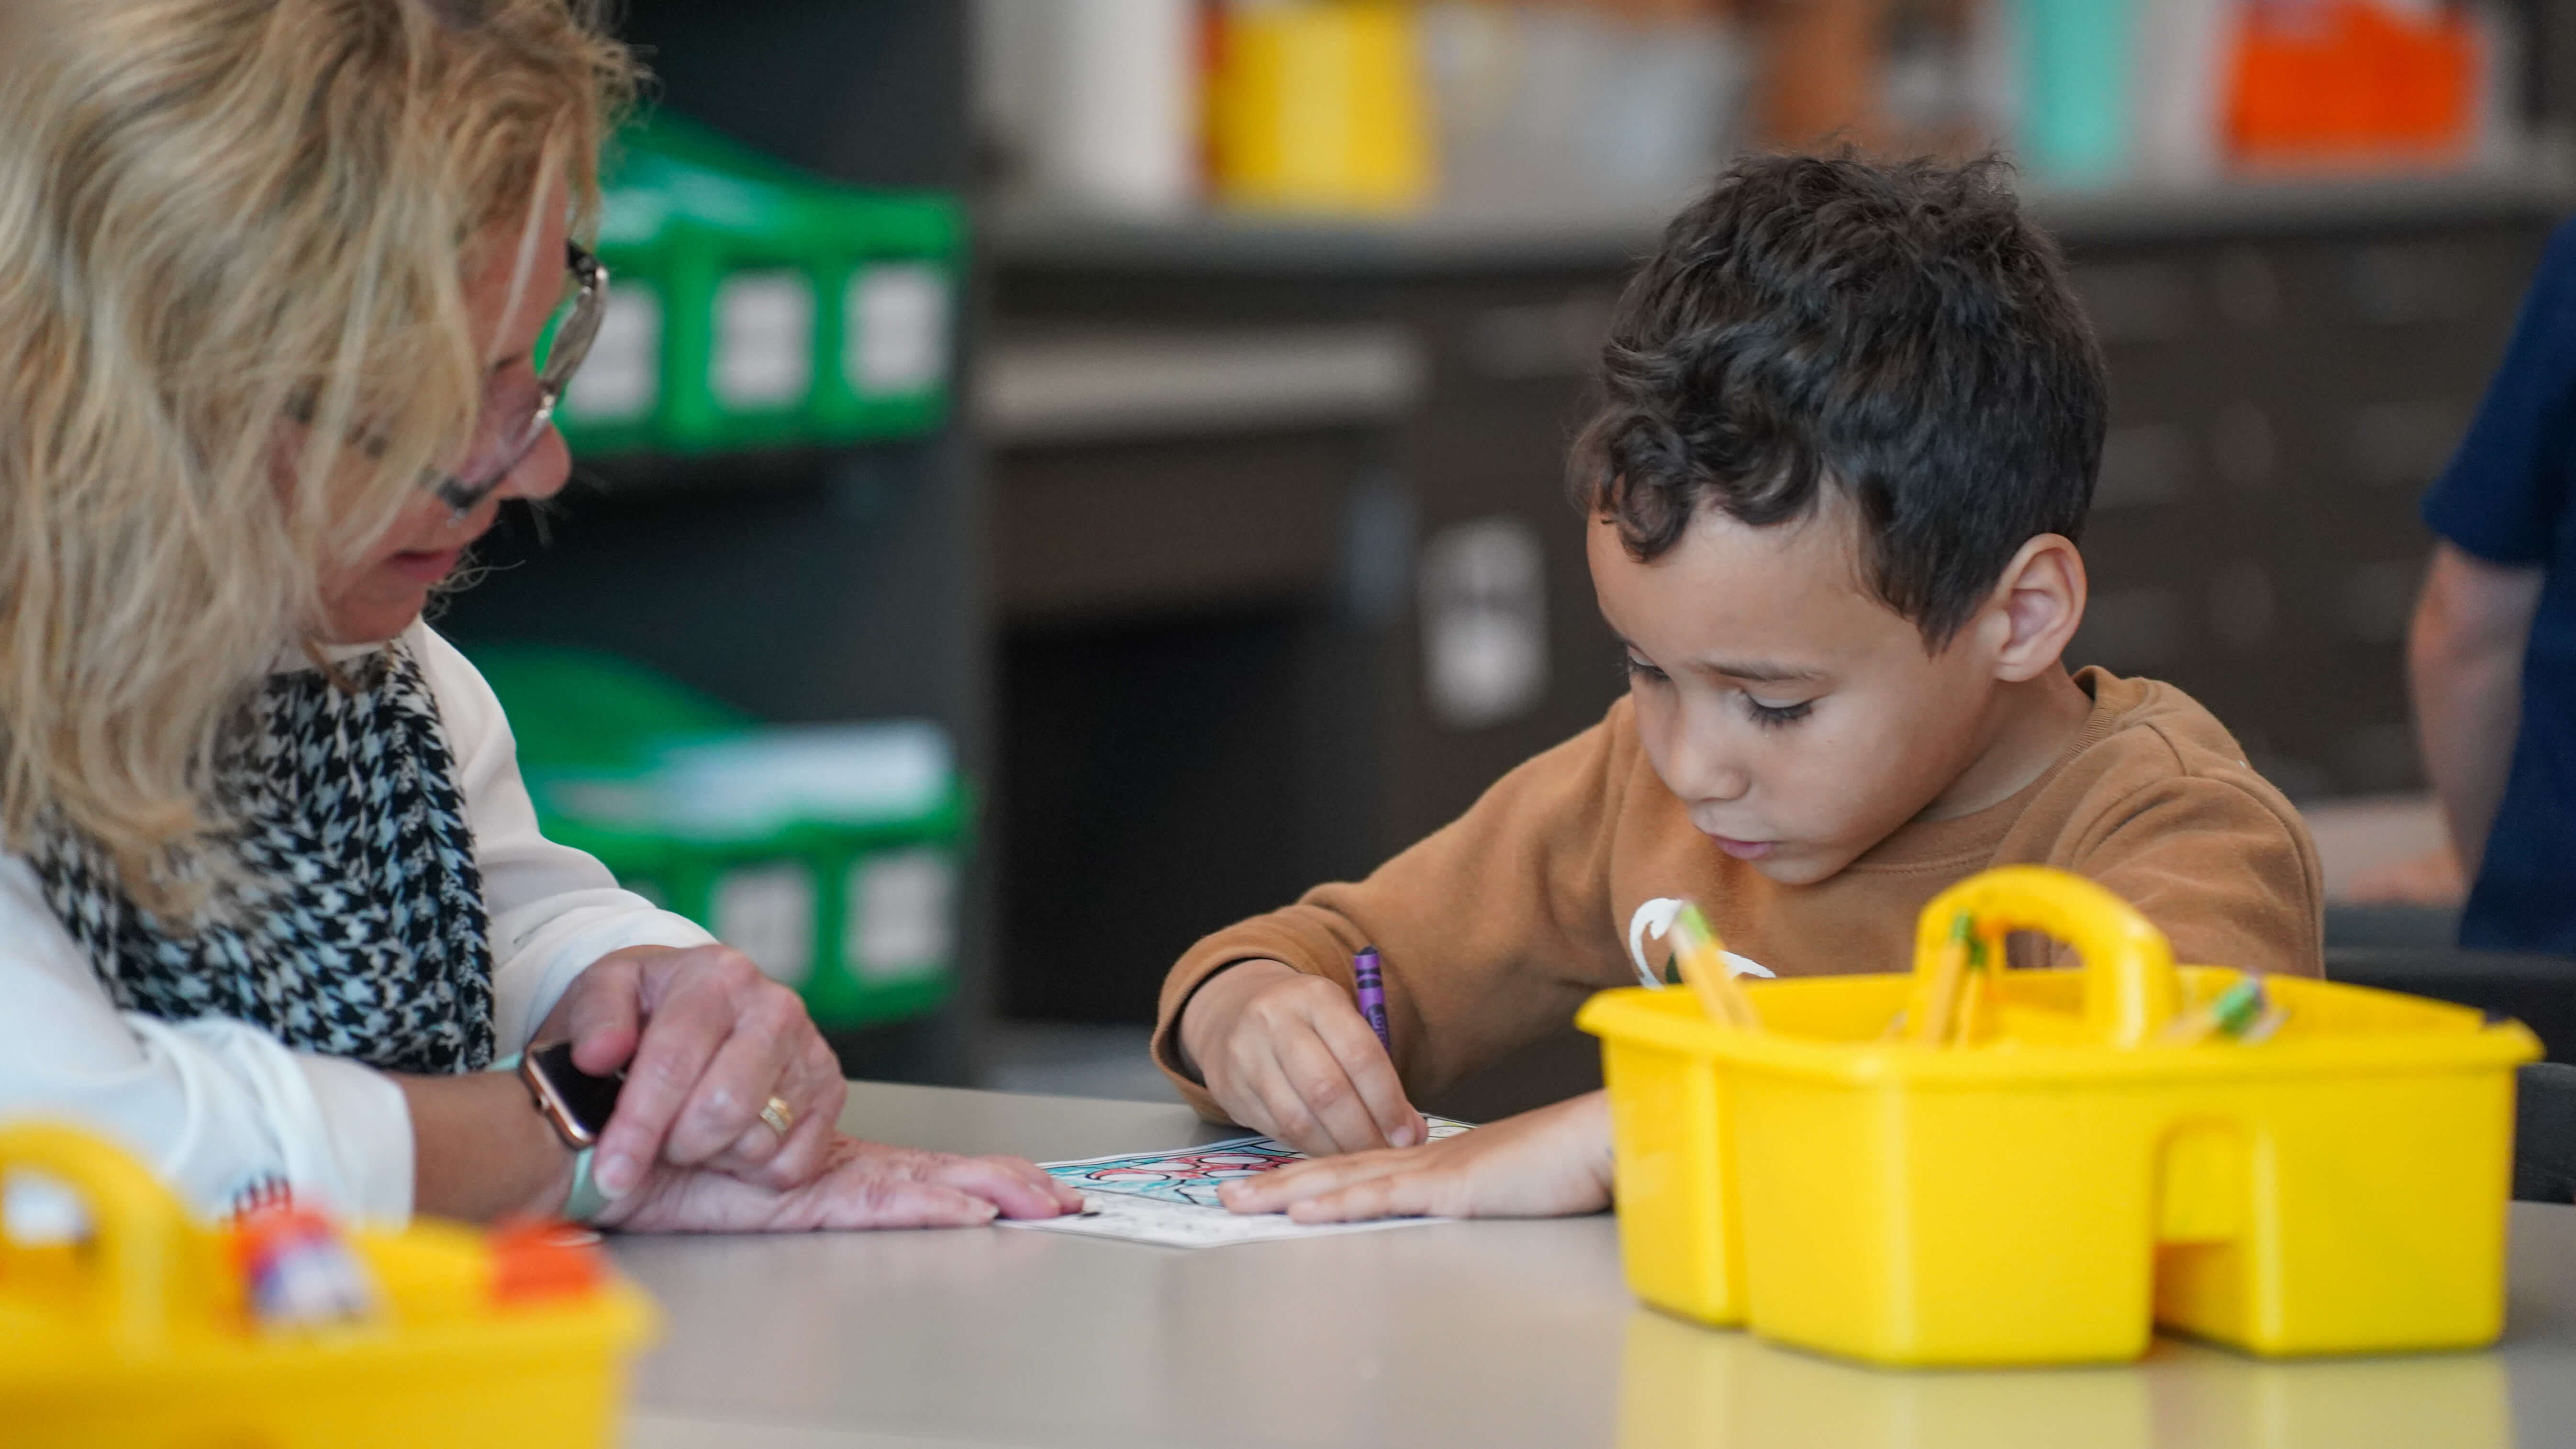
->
[1621, 652, 1670, 684]
[1743, 694, 1814, 729]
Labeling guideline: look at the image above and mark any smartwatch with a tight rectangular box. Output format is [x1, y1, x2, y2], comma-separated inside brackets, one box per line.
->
[518, 1040, 624, 1149]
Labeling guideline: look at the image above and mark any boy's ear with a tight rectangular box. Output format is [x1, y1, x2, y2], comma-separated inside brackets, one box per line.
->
[1977, 534, 2086, 682]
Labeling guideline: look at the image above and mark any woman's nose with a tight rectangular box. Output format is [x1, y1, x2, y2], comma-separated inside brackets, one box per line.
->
[496, 425, 572, 504]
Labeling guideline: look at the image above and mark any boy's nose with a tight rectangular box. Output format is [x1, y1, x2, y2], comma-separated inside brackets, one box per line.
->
[1663, 707, 1753, 804]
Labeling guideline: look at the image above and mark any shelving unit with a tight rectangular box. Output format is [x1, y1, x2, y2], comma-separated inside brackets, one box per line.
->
[989, 160, 2576, 275]
[433, 0, 987, 1085]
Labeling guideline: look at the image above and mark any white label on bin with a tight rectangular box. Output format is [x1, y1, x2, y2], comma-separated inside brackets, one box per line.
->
[847, 849, 954, 981]
[1419, 516, 1549, 729]
[713, 862, 814, 986]
[847, 264, 950, 397]
[714, 272, 814, 410]
[561, 285, 661, 423]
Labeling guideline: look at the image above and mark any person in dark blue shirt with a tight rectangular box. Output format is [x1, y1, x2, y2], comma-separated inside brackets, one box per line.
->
[2416, 218, 2576, 951]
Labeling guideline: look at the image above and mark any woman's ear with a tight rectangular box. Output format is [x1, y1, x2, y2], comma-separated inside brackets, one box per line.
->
[1982, 534, 2087, 682]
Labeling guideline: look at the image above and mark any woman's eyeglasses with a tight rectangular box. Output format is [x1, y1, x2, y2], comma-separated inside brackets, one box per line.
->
[432, 241, 609, 514]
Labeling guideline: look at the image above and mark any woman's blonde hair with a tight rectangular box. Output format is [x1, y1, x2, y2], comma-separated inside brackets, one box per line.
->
[0, 0, 637, 912]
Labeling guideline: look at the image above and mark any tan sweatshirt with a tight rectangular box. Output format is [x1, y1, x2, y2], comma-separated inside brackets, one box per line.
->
[1153, 669, 2325, 1119]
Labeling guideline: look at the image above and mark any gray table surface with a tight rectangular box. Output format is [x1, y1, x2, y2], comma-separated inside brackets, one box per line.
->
[615, 1081, 2576, 1449]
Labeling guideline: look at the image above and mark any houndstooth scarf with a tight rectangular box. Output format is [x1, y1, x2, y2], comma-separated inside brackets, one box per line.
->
[32, 640, 496, 1074]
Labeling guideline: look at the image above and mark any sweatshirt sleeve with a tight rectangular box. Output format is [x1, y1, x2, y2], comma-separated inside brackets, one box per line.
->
[1153, 701, 1641, 1120]
[2066, 773, 2326, 980]
[412, 625, 717, 1054]
[0, 855, 415, 1224]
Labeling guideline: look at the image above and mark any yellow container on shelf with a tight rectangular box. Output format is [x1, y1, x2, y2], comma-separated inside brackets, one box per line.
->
[1576, 867, 2541, 1368]
[0, 1123, 657, 1448]
[1209, 0, 1435, 214]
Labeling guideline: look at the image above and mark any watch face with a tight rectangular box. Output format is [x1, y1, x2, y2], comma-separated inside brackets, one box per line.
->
[527, 1040, 624, 1141]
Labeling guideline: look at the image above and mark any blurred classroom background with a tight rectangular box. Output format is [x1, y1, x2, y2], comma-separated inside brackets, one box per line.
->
[431, 0, 2576, 1105]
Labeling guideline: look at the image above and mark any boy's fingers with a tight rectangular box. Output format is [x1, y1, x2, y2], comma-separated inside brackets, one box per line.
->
[1221, 1148, 1409, 1214]
[1246, 1065, 1335, 1156]
[1267, 1031, 1390, 1155]
[1205, 1032, 1291, 1138]
[1312, 1008, 1420, 1148]
[1254, 1075, 1369, 1157]
[1285, 1170, 1443, 1224]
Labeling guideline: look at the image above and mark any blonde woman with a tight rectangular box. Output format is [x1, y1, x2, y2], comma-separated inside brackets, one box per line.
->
[0, 0, 1075, 1230]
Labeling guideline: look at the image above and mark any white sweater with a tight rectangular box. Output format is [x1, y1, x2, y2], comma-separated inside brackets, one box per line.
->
[0, 622, 714, 1223]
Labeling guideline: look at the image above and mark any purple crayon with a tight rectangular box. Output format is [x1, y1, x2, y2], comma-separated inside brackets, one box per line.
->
[1353, 946, 1392, 1053]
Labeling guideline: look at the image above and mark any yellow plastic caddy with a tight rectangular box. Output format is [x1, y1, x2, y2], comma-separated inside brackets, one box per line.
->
[1578, 867, 2541, 1368]
[0, 1124, 656, 1448]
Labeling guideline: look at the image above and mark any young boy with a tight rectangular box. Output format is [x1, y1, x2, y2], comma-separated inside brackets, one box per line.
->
[1153, 153, 2326, 1223]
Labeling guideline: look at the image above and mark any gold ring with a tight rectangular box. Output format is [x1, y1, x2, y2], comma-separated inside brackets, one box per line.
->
[760, 1095, 795, 1138]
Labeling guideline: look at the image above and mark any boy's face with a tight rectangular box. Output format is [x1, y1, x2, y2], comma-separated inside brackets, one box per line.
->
[1588, 506, 2009, 886]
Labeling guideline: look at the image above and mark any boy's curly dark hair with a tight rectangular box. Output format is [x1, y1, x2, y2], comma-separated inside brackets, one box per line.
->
[1572, 152, 2107, 648]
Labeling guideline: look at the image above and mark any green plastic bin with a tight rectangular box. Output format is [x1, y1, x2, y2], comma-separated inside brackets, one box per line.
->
[554, 116, 961, 457]
[469, 646, 964, 1031]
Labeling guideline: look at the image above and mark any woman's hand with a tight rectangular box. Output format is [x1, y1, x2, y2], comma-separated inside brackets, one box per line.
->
[537, 944, 847, 1200]
[1217, 1091, 1615, 1223]
[592, 1133, 1083, 1233]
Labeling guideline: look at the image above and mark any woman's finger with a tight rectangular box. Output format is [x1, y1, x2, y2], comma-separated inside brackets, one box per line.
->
[558, 957, 645, 1077]
[661, 983, 804, 1165]
[920, 1151, 1082, 1219]
[714, 1080, 833, 1185]
[709, 1039, 845, 1187]
[591, 985, 731, 1197]
[803, 1044, 850, 1129]
[805, 1172, 998, 1231]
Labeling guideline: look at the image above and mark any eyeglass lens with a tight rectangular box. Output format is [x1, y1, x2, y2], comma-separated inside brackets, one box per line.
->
[434, 247, 605, 513]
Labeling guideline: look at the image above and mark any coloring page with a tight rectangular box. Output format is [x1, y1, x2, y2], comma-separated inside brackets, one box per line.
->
[995, 1117, 1475, 1248]
[1000, 1189, 1443, 1248]
[1034, 1117, 1474, 1209]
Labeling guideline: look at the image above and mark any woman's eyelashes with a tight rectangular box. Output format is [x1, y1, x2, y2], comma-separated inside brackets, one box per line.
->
[1621, 651, 1670, 685]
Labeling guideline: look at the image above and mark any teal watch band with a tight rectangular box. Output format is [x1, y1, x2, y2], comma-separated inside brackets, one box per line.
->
[563, 1145, 613, 1223]
[492, 1052, 612, 1224]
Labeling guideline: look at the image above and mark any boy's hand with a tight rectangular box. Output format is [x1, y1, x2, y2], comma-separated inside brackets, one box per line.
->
[1177, 959, 1427, 1156]
[1219, 1090, 1613, 1222]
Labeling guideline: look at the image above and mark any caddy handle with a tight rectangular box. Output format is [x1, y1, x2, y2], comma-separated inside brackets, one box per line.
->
[1905, 867, 2182, 1048]
[0, 1123, 196, 1355]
